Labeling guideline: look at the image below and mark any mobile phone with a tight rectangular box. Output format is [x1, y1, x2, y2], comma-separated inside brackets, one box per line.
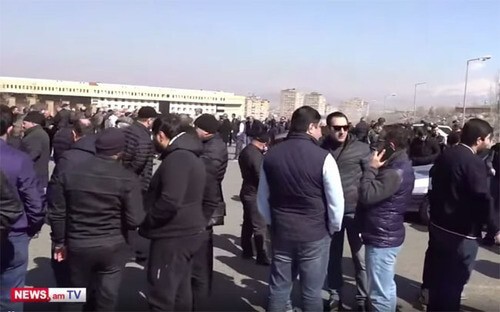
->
[379, 143, 395, 162]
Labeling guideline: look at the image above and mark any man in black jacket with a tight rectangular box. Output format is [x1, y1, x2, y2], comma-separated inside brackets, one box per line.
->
[48, 128, 143, 311]
[122, 106, 157, 262]
[192, 113, 228, 309]
[238, 130, 270, 266]
[139, 114, 207, 311]
[47, 118, 95, 289]
[409, 127, 440, 166]
[321, 112, 371, 311]
[21, 111, 50, 189]
[427, 118, 495, 311]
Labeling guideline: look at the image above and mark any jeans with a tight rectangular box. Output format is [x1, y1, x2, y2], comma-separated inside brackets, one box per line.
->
[427, 225, 478, 311]
[67, 242, 128, 311]
[327, 213, 367, 304]
[365, 245, 402, 312]
[268, 235, 331, 312]
[234, 134, 245, 159]
[0, 233, 30, 312]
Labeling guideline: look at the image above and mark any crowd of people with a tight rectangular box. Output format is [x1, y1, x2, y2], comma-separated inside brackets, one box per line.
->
[0, 103, 499, 312]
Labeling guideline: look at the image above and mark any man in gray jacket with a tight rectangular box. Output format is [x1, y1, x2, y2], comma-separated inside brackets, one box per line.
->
[321, 111, 371, 311]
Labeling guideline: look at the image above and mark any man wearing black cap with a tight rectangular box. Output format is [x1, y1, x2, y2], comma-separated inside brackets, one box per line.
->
[122, 106, 158, 262]
[192, 113, 228, 308]
[48, 128, 144, 311]
[21, 111, 50, 189]
[238, 129, 271, 265]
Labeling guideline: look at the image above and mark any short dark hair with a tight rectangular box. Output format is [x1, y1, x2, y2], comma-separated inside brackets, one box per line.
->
[460, 118, 493, 146]
[0, 105, 14, 136]
[290, 106, 321, 133]
[326, 111, 349, 127]
[383, 124, 411, 150]
[73, 118, 95, 137]
[152, 113, 192, 139]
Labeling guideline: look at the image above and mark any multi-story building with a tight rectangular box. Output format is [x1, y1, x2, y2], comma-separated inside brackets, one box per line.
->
[0, 76, 246, 117]
[304, 92, 327, 117]
[245, 95, 270, 121]
[280, 88, 304, 118]
[340, 97, 368, 122]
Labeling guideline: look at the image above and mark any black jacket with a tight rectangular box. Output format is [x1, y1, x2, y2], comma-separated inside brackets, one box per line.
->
[122, 121, 154, 192]
[50, 135, 96, 179]
[52, 109, 72, 130]
[48, 155, 143, 248]
[139, 133, 207, 239]
[52, 128, 74, 164]
[322, 134, 371, 214]
[409, 137, 440, 166]
[238, 143, 264, 200]
[21, 125, 51, 188]
[429, 144, 493, 238]
[0, 170, 23, 241]
[201, 133, 228, 226]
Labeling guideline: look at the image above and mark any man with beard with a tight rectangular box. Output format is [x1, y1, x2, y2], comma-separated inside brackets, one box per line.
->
[49, 128, 143, 311]
[192, 113, 228, 309]
[321, 111, 371, 311]
[427, 119, 497, 310]
[139, 114, 207, 311]
[238, 129, 271, 266]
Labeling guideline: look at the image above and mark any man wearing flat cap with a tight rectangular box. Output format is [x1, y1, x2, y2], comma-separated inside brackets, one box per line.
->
[192, 113, 228, 308]
[21, 111, 50, 189]
[48, 128, 144, 311]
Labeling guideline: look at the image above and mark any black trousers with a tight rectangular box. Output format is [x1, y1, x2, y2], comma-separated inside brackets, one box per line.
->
[67, 242, 128, 312]
[240, 198, 268, 258]
[191, 229, 214, 311]
[147, 232, 207, 312]
[427, 225, 478, 312]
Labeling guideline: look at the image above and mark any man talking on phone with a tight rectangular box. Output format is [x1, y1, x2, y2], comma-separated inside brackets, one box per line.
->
[358, 124, 415, 312]
[321, 111, 371, 311]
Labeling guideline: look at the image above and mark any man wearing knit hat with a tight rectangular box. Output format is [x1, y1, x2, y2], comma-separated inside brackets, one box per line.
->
[48, 128, 144, 311]
[238, 127, 271, 266]
[192, 113, 228, 308]
[21, 111, 50, 189]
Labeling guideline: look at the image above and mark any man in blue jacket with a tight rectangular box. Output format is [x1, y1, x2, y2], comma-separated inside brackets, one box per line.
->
[358, 124, 415, 312]
[0, 105, 45, 312]
[258, 106, 345, 312]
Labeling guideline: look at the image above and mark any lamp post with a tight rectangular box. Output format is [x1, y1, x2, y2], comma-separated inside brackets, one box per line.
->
[462, 55, 491, 126]
[413, 82, 426, 118]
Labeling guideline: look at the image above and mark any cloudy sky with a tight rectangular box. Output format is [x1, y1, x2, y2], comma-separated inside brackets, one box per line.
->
[1, 0, 499, 109]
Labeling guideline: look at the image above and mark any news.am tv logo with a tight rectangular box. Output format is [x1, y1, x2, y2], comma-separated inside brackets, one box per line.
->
[10, 288, 86, 303]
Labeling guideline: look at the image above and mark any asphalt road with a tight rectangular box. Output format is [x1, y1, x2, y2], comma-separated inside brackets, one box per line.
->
[24, 152, 500, 312]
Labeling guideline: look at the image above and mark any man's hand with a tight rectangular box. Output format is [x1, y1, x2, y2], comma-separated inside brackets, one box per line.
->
[370, 150, 387, 169]
[53, 245, 67, 262]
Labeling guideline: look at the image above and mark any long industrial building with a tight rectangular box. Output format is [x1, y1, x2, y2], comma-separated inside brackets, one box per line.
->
[0, 76, 246, 117]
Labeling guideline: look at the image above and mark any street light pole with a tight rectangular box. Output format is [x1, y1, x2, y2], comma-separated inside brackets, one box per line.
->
[413, 82, 426, 118]
[462, 55, 492, 126]
[383, 93, 396, 112]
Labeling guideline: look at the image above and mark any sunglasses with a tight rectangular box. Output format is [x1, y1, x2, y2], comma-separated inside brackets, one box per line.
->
[331, 125, 349, 131]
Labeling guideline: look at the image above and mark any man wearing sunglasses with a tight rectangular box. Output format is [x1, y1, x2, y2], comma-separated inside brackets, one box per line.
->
[321, 111, 372, 311]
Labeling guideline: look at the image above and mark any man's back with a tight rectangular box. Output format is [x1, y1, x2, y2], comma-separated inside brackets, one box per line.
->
[50, 155, 143, 248]
[122, 121, 154, 191]
[430, 144, 490, 238]
[263, 132, 330, 242]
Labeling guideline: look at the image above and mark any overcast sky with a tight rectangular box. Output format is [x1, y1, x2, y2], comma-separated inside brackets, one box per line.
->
[1, 0, 499, 109]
